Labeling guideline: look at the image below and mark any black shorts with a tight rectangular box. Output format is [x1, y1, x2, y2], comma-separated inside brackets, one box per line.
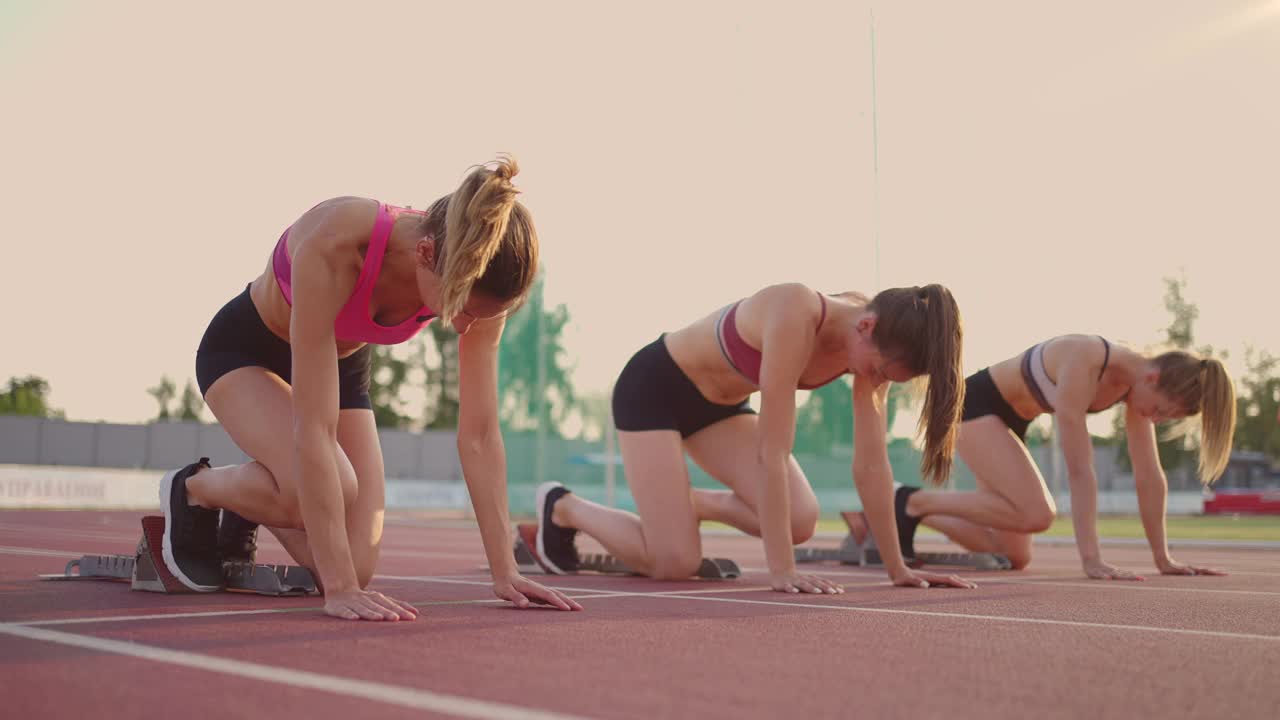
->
[961, 368, 1031, 442]
[612, 335, 755, 438]
[195, 285, 373, 410]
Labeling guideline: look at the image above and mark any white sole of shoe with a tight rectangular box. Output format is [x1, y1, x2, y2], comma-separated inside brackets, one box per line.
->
[159, 467, 221, 592]
[534, 481, 571, 575]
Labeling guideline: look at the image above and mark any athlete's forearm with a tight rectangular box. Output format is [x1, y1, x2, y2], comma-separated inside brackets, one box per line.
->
[458, 429, 516, 578]
[759, 455, 795, 576]
[1058, 415, 1102, 562]
[853, 461, 909, 578]
[1134, 470, 1171, 564]
[293, 427, 360, 593]
[1065, 469, 1102, 562]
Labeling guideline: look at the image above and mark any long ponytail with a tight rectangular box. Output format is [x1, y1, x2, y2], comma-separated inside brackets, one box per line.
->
[1151, 352, 1237, 484]
[423, 156, 539, 323]
[867, 284, 965, 485]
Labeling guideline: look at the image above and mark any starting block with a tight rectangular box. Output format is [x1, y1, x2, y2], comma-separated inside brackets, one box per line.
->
[42, 515, 318, 596]
[512, 523, 741, 580]
[794, 511, 1013, 571]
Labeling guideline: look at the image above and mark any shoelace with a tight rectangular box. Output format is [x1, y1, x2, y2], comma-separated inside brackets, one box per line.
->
[550, 525, 581, 564]
[220, 514, 259, 554]
[184, 508, 220, 554]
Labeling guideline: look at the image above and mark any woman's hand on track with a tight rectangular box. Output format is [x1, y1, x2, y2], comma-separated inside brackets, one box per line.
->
[323, 589, 420, 621]
[494, 574, 584, 611]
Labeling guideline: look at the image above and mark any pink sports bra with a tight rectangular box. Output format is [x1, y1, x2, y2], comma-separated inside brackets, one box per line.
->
[273, 202, 435, 345]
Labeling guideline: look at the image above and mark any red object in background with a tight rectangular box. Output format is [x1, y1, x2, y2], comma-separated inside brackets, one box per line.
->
[1203, 490, 1280, 515]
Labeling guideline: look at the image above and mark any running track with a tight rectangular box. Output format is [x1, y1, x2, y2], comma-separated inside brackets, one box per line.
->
[2, 510, 1278, 719]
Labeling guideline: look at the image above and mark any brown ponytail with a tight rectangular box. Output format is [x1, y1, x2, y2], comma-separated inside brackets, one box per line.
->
[420, 155, 539, 322]
[1152, 352, 1237, 484]
[867, 284, 965, 485]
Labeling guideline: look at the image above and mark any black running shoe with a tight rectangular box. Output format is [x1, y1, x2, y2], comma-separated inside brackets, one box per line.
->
[534, 481, 580, 574]
[159, 457, 225, 591]
[218, 510, 259, 565]
[894, 483, 923, 560]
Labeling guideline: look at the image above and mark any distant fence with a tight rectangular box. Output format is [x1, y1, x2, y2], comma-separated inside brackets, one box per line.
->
[0, 415, 461, 480]
[0, 415, 1207, 514]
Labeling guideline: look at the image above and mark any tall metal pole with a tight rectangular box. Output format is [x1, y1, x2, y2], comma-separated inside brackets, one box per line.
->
[604, 385, 617, 508]
[870, 9, 882, 292]
[1051, 416, 1064, 498]
[534, 283, 547, 489]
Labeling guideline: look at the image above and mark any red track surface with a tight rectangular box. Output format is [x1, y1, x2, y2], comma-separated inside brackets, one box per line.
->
[2, 510, 1278, 719]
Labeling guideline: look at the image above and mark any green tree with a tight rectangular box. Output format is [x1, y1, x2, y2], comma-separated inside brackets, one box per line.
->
[423, 324, 459, 429]
[1111, 275, 1216, 477]
[496, 276, 576, 435]
[1163, 273, 1198, 349]
[177, 380, 204, 422]
[0, 375, 63, 418]
[148, 375, 176, 422]
[1234, 348, 1280, 462]
[793, 379, 922, 456]
[1025, 420, 1052, 447]
[368, 337, 424, 429]
[886, 381, 923, 439]
[572, 391, 612, 442]
[794, 379, 853, 455]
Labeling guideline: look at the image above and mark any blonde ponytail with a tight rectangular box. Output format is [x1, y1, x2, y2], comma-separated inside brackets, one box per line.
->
[1197, 358, 1237, 485]
[1151, 352, 1238, 485]
[419, 156, 538, 323]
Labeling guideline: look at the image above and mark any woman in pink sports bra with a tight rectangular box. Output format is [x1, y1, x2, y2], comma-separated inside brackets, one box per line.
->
[159, 157, 581, 621]
[894, 334, 1237, 581]
[529, 282, 977, 594]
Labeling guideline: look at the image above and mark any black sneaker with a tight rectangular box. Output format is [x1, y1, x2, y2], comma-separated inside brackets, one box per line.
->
[159, 457, 225, 591]
[218, 510, 259, 565]
[894, 483, 923, 561]
[534, 481, 580, 574]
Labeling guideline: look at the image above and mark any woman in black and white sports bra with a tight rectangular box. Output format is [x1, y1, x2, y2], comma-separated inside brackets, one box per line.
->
[892, 334, 1237, 580]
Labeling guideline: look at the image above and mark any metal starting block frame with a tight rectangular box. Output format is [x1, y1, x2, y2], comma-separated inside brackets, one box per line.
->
[512, 523, 741, 579]
[41, 515, 318, 596]
[794, 511, 1013, 571]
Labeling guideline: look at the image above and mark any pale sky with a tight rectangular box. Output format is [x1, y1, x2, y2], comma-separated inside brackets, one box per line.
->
[2, 1, 1277, 432]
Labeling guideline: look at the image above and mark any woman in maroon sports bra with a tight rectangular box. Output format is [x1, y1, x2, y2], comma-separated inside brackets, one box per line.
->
[531, 283, 975, 594]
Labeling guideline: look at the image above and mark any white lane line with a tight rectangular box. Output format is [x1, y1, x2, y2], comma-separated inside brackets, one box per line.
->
[11, 595, 515, 627]
[980, 577, 1280, 597]
[378, 549, 485, 560]
[377, 575, 623, 599]
[643, 586, 779, 596]
[0, 523, 137, 541]
[378, 578, 1280, 641]
[15, 609, 304, 626]
[607, 592, 1280, 642]
[11, 574, 1280, 642]
[746, 565, 1063, 583]
[1, 545, 97, 558]
[0, 624, 594, 720]
[14, 549, 1280, 640]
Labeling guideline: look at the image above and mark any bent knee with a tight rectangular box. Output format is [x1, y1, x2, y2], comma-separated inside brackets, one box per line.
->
[650, 552, 702, 580]
[1006, 549, 1034, 570]
[1019, 505, 1056, 534]
[788, 488, 820, 545]
[790, 510, 819, 545]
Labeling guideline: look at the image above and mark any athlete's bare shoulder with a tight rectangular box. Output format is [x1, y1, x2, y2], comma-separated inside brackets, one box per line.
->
[288, 197, 380, 258]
